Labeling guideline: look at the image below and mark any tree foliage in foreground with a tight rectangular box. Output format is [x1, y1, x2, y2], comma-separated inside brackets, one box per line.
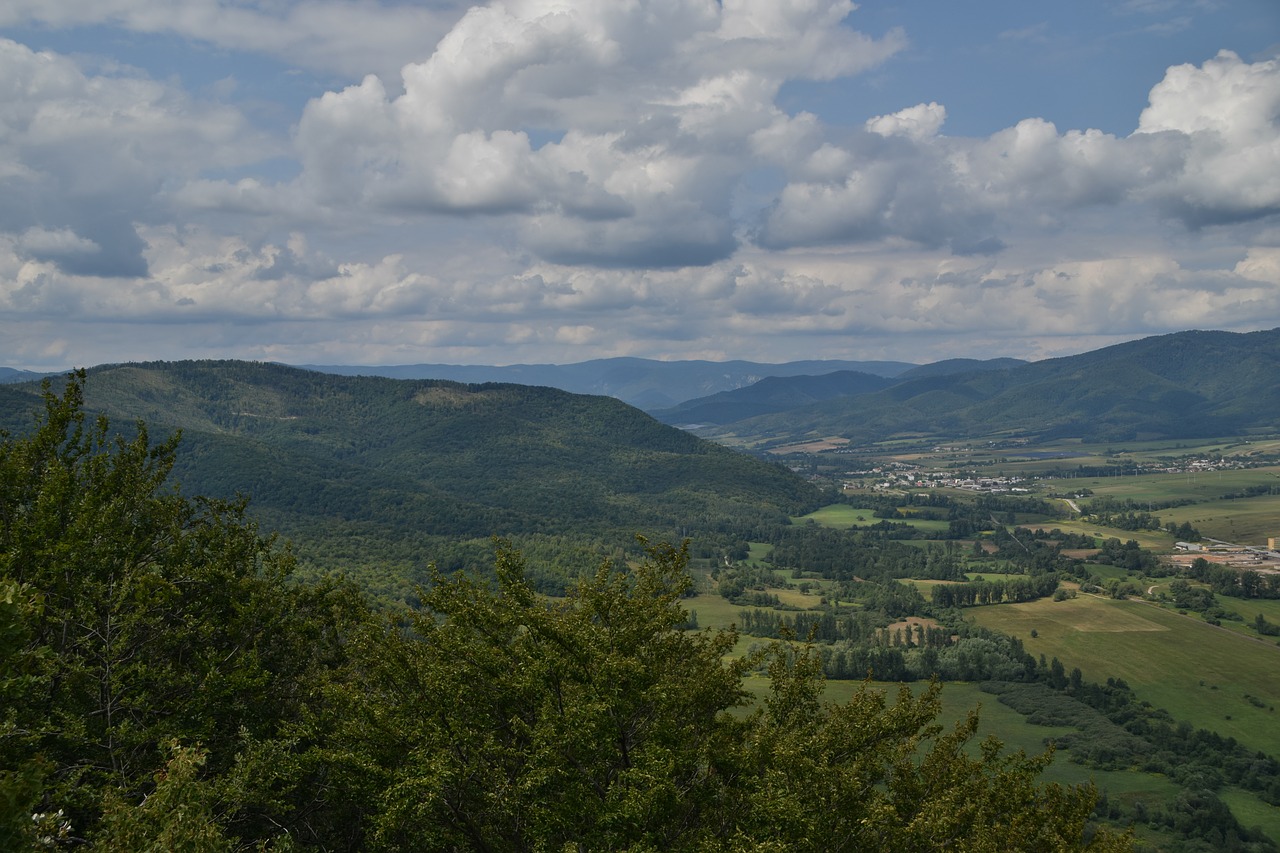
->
[0, 374, 1129, 851]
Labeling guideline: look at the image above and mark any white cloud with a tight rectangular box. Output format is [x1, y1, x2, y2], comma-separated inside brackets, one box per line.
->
[1135, 50, 1280, 224]
[1, 4, 1276, 371]
[0, 38, 274, 276]
[866, 102, 946, 140]
[16, 227, 100, 258]
[0, 0, 470, 83]
[759, 52, 1280, 255]
[285, 0, 904, 266]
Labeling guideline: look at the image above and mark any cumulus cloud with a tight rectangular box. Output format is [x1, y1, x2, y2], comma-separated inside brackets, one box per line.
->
[0, 38, 274, 277]
[1134, 50, 1280, 224]
[866, 102, 946, 140]
[755, 124, 1004, 255]
[1, 3, 1277, 370]
[759, 51, 1280, 255]
[285, 0, 904, 266]
[198, 6, 1274, 271]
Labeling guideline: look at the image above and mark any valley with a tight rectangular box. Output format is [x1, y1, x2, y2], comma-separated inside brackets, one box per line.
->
[2, 328, 1279, 850]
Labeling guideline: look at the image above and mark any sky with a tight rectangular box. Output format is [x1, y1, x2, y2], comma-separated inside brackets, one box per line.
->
[1, 0, 1278, 370]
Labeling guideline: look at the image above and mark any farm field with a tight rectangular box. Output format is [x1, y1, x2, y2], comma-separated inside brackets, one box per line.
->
[745, 674, 1280, 842]
[796, 504, 952, 534]
[727, 431, 1280, 844]
[1212, 595, 1280, 631]
[1040, 464, 1280, 545]
[1141, 581, 1280, 641]
[965, 571, 1032, 582]
[1034, 519, 1175, 550]
[1043, 467, 1276, 501]
[1159, 491, 1280, 545]
[687, 567, 1280, 843]
[968, 595, 1280, 757]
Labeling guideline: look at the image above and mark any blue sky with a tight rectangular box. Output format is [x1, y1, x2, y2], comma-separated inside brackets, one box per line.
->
[1, 0, 1278, 369]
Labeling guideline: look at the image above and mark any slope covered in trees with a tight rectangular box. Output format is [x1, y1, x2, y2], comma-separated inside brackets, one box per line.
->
[650, 358, 1026, 426]
[0, 376, 1128, 850]
[0, 362, 822, 592]
[706, 328, 1280, 445]
[650, 370, 895, 425]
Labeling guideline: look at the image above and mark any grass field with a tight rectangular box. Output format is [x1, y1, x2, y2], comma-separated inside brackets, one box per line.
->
[793, 504, 869, 527]
[1219, 788, 1280, 842]
[1043, 468, 1278, 503]
[739, 676, 1279, 839]
[688, 571, 1280, 842]
[796, 504, 952, 534]
[969, 595, 1280, 757]
[743, 542, 774, 566]
[1207, 596, 1280, 642]
[965, 572, 1032, 582]
[1159, 491, 1280, 545]
[1030, 518, 1174, 550]
[1040, 465, 1280, 544]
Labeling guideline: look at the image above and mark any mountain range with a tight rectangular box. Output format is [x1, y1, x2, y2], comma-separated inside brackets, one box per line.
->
[651, 359, 1025, 426]
[301, 356, 917, 409]
[693, 328, 1280, 446]
[2, 328, 1276, 590]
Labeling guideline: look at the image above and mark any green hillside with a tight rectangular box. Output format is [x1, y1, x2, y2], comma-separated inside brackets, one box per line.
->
[650, 370, 895, 425]
[0, 362, 822, 589]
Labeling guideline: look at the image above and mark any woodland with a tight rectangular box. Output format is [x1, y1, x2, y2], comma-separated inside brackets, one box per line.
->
[0, 376, 1135, 850]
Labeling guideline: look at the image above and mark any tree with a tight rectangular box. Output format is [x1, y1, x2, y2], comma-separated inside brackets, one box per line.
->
[295, 540, 1129, 852]
[302, 539, 752, 851]
[0, 373, 365, 847]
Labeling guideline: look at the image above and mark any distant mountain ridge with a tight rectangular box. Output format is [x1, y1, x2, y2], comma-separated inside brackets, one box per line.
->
[652, 371, 896, 426]
[300, 356, 916, 409]
[652, 358, 1025, 426]
[0, 367, 51, 384]
[707, 328, 1280, 445]
[896, 357, 1027, 380]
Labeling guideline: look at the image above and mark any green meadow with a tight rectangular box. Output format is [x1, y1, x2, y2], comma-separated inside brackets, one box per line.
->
[1039, 464, 1280, 544]
[793, 504, 869, 526]
[796, 504, 952, 534]
[743, 653, 1280, 842]
[743, 541, 774, 566]
[1159, 491, 1280, 544]
[687, 564, 1280, 843]
[969, 595, 1280, 757]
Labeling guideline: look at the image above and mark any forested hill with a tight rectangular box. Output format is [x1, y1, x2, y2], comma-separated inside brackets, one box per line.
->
[650, 358, 1026, 426]
[651, 370, 897, 426]
[710, 327, 1280, 445]
[0, 361, 821, 585]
